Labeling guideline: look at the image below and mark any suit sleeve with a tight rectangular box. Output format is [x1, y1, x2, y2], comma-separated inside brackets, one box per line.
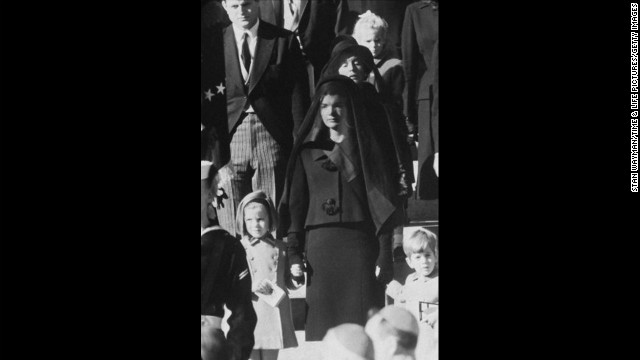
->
[387, 62, 406, 112]
[225, 241, 257, 360]
[286, 156, 308, 271]
[431, 42, 439, 153]
[334, 0, 350, 35]
[289, 35, 311, 136]
[401, 7, 418, 127]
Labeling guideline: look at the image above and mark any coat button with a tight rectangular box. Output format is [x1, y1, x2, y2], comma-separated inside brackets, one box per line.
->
[322, 198, 340, 215]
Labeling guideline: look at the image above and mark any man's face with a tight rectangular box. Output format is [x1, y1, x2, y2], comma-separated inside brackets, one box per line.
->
[222, 0, 260, 30]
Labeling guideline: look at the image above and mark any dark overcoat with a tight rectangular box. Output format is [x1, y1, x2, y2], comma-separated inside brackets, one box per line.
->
[201, 227, 257, 360]
[401, 0, 438, 199]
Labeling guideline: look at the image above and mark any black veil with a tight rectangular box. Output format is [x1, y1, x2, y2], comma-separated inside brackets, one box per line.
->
[279, 76, 398, 236]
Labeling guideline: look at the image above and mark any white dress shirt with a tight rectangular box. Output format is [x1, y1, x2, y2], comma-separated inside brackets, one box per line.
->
[232, 19, 259, 113]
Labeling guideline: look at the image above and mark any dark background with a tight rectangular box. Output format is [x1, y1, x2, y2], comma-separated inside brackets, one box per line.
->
[1, 1, 637, 359]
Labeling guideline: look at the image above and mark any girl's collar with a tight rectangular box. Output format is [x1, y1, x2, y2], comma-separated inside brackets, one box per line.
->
[248, 233, 275, 246]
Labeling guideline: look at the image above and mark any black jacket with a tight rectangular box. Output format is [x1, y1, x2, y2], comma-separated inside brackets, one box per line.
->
[201, 227, 257, 360]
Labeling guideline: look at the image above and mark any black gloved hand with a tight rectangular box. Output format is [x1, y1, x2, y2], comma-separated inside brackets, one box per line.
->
[285, 232, 306, 284]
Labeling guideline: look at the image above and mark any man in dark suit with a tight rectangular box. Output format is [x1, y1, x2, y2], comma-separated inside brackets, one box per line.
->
[402, 0, 438, 200]
[207, 0, 310, 234]
[258, 0, 349, 84]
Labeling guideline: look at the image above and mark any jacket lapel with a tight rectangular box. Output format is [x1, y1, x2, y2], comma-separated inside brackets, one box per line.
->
[248, 22, 275, 95]
[223, 26, 245, 93]
[299, 0, 308, 16]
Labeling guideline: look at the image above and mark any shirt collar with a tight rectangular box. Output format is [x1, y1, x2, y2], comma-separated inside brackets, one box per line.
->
[233, 18, 260, 44]
[249, 234, 275, 246]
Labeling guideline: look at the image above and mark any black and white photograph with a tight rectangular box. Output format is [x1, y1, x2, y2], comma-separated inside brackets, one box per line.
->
[201, 1, 438, 359]
[1, 2, 638, 360]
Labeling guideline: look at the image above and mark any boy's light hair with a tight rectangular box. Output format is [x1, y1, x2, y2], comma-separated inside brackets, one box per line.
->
[353, 10, 388, 39]
[403, 228, 438, 258]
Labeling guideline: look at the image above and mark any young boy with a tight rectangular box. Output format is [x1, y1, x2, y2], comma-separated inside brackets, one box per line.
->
[201, 160, 257, 360]
[386, 228, 439, 360]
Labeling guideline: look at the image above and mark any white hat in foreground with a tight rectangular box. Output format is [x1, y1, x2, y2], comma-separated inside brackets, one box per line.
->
[322, 323, 374, 360]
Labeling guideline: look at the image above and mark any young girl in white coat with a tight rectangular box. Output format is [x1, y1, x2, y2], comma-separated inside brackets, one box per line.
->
[235, 190, 299, 360]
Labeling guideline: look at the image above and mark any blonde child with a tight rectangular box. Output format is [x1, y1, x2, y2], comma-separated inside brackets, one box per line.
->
[353, 11, 413, 253]
[352, 10, 405, 111]
[387, 228, 439, 360]
[235, 190, 298, 360]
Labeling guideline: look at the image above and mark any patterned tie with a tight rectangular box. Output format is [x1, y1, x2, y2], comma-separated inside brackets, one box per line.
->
[241, 32, 251, 74]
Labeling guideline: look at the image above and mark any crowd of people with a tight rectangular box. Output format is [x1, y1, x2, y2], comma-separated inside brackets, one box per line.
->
[201, 1, 438, 359]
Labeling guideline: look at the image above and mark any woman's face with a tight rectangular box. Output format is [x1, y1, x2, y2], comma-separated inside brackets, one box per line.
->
[320, 93, 348, 130]
[338, 56, 368, 83]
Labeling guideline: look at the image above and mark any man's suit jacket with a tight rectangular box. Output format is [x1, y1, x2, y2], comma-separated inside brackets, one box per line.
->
[220, 21, 310, 150]
[201, 23, 230, 166]
[258, 0, 349, 77]
[401, 0, 438, 122]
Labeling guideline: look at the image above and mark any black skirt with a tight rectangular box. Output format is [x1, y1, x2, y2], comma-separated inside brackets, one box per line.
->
[304, 222, 385, 341]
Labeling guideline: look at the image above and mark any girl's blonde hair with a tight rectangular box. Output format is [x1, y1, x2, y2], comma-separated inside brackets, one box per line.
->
[353, 10, 389, 39]
[403, 228, 438, 258]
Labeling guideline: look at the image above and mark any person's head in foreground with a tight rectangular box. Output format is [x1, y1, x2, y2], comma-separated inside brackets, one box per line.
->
[352, 10, 389, 59]
[201, 327, 230, 360]
[365, 306, 419, 360]
[403, 228, 439, 279]
[201, 161, 220, 230]
[322, 323, 375, 360]
[235, 190, 278, 239]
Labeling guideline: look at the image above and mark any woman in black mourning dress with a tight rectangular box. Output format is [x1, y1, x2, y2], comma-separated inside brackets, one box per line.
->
[279, 76, 399, 341]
